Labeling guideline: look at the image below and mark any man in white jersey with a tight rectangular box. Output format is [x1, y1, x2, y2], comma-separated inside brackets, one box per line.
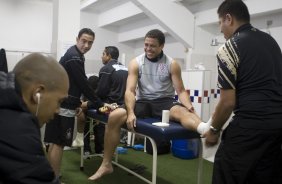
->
[89, 29, 210, 180]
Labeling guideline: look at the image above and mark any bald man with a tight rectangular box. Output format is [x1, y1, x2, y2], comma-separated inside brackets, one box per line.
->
[0, 53, 69, 184]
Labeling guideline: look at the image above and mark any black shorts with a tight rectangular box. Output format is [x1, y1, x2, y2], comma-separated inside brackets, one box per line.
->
[122, 97, 181, 119]
[44, 114, 75, 147]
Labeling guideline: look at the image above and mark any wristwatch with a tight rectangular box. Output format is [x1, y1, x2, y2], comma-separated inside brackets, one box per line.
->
[210, 125, 221, 134]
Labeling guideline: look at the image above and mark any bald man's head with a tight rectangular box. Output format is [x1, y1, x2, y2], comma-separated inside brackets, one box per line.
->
[14, 53, 67, 92]
[13, 53, 69, 126]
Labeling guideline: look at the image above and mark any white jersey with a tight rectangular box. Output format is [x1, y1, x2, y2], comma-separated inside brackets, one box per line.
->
[136, 53, 175, 100]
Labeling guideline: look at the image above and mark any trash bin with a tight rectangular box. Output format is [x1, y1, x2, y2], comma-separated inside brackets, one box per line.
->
[171, 138, 199, 159]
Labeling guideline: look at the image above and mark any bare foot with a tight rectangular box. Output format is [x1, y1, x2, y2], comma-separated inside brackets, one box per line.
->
[88, 164, 113, 181]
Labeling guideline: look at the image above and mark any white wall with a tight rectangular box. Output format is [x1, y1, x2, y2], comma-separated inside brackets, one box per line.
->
[1, 0, 282, 74]
[272, 26, 282, 48]
[0, 0, 53, 71]
[0, 0, 53, 52]
[0, 1, 136, 73]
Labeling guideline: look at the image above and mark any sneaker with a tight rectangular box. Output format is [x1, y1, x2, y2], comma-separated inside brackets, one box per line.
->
[83, 151, 91, 159]
[133, 144, 144, 151]
[64, 146, 76, 151]
[84, 151, 91, 155]
[72, 133, 84, 147]
[72, 138, 84, 147]
[95, 150, 104, 154]
[117, 147, 128, 154]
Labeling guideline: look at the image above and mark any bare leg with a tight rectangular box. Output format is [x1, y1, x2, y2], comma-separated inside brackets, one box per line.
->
[47, 143, 64, 177]
[76, 112, 86, 133]
[170, 105, 203, 131]
[88, 108, 127, 181]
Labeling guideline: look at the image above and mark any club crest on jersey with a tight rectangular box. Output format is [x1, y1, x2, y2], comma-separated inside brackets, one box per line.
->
[158, 63, 168, 74]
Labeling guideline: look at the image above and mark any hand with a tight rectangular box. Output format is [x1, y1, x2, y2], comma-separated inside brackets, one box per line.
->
[126, 113, 136, 131]
[105, 103, 118, 111]
[203, 130, 220, 147]
[99, 105, 111, 114]
[81, 101, 88, 111]
[110, 103, 119, 110]
[75, 107, 83, 116]
[98, 103, 115, 114]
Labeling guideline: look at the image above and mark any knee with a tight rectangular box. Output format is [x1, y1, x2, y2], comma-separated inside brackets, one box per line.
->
[170, 105, 198, 122]
[107, 108, 127, 128]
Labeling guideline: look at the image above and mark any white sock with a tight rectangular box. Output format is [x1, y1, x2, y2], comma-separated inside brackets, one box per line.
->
[196, 117, 212, 135]
[76, 132, 84, 140]
[206, 117, 212, 126]
[72, 132, 84, 147]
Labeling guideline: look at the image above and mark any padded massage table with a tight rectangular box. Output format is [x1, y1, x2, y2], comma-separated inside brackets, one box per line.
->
[80, 109, 203, 184]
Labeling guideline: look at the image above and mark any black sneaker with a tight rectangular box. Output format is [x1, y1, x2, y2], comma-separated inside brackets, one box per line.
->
[95, 150, 104, 154]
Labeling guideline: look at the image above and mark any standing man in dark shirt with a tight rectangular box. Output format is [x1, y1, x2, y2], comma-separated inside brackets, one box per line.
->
[205, 1, 282, 184]
[44, 28, 109, 178]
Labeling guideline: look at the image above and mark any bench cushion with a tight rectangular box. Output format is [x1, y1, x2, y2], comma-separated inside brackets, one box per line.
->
[87, 109, 200, 141]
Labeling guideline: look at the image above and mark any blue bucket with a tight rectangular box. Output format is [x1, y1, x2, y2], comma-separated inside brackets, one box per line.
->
[171, 139, 199, 159]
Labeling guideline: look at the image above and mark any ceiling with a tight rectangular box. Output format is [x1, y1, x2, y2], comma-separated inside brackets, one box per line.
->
[79, 0, 282, 46]
[80, 0, 222, 45]
[81, 0, 219, 13]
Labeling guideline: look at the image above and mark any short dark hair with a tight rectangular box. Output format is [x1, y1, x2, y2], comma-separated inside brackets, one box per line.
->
[88, 75, 99, 91]
[145, 29, 165, 46]
[78, 28, 95, 38]
[104, 46, 119, 60]
[217, 0, 250, 23]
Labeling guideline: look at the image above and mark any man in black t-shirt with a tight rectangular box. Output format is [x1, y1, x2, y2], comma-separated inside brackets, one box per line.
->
[78, 46, 128, 155]
[205, 1, 282, 184]
[86, 46, 128, 154]
[97, 46, 128, 105]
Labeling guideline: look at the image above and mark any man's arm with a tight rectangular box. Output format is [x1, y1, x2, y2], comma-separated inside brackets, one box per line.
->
[204, 89, 235, 146]
[205, 41, 238, 146]
[124, 59, 139, 129]
[170, 60, 193, 111]
[67, 60, 104, 108]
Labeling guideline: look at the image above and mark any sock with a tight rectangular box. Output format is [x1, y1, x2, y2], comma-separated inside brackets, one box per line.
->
[72, 132, 84, 147]
[196, 117, 212, 135]
[76, 132, 84, 140]
[206, 117, 212, 126]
